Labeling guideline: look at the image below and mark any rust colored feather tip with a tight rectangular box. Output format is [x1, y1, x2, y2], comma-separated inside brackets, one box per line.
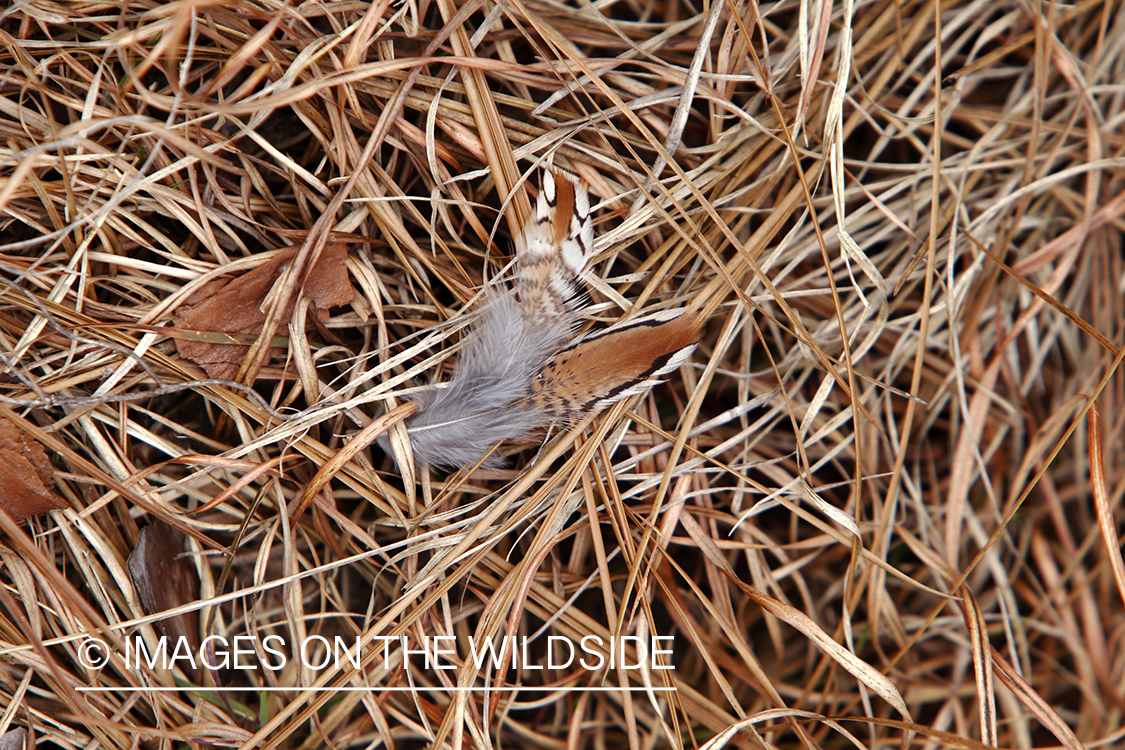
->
[530, 307, 703, 425]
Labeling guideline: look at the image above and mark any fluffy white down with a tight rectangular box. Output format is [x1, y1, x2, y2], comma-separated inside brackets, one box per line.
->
[379, 292, 571, 471]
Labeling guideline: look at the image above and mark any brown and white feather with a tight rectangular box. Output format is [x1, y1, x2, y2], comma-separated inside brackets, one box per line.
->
[515, 170, 593, 328]
[382, 170, 702, 472]
[530, 307, 702, 425]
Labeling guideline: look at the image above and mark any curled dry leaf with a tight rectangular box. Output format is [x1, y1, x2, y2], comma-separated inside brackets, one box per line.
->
[174, 243, 354, 379]
[0, 728, 27, 750]
[0, 419, 68, 523]
[127, 521, 201, 680]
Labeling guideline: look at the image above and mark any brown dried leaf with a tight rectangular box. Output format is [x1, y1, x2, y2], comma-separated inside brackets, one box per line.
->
[127, 522, 201, 679]
[174, 243, 354, 378]
[0, 728, 27, 750]
[0, 419, 68, 523]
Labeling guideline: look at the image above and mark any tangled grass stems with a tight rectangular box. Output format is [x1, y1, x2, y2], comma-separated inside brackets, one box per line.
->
[0, 0, 1123, 748]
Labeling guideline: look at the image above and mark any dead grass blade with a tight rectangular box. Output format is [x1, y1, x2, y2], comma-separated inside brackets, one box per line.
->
[2, 0, 1123, 747]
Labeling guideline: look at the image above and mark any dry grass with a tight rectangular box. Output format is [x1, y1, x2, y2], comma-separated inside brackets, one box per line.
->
[1, 0, 1124, 748]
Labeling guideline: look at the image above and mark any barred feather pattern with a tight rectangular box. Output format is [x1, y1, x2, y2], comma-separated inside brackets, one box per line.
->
[515, 170, 593, 327]
[381, 171, 702, 472]
[530, 307, 702, 425]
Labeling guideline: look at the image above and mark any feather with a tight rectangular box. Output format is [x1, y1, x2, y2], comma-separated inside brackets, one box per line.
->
[530, 307, 703, 424]
[379, 170, 592, 471]
[379, 291, 569, 470]
[515, 169, 593, 327]
[380, 170, 703, 472]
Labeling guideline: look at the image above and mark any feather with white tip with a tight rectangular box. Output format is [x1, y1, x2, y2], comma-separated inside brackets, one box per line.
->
[380, 171, 702, 472]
